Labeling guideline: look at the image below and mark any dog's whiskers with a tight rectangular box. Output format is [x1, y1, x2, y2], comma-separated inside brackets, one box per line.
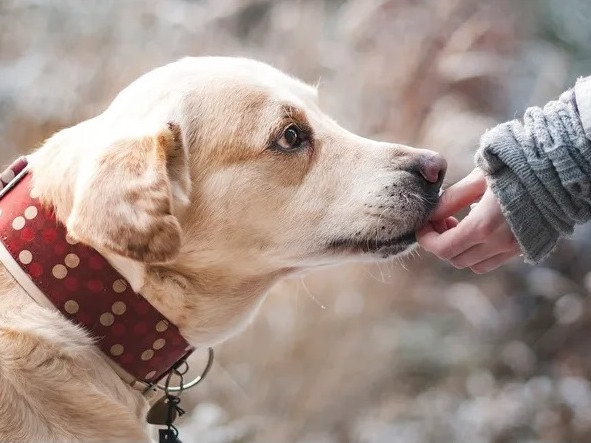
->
[362, 263, 387, 283]
[299, 278, 326, 310]
[395, 255, 410, 271]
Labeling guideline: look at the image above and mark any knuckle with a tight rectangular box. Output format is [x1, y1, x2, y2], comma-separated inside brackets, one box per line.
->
[440, 249, 456, 261]
[417, 236, 431, 250]
[470, 265, 486, 274]
[450, 257, 467, 269]
[427, 243, 445, 257]
[437, 240, 459, 260]
[419, 241, 436, 254]
[475, 220, 494, 237]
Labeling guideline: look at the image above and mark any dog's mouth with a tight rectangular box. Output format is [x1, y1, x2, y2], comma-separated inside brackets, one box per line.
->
[325, 186, 440, 259]
[327, 231, 417, 257]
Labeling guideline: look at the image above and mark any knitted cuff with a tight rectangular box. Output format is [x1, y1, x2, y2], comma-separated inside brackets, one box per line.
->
[476, 134, 560, 264]
[475, 90, 591, 264]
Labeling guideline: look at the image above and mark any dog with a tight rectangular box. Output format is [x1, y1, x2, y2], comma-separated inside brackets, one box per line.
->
[0, 57, 446, 442]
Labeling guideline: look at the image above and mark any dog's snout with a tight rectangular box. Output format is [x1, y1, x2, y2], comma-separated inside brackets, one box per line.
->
[415, 152, 447, 185]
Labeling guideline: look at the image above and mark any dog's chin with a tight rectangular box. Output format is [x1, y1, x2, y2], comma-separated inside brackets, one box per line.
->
[327, 231, 417, 259]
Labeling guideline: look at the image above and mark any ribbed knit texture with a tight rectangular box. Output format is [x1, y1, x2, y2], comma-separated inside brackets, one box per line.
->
[475, 89, 591, 264]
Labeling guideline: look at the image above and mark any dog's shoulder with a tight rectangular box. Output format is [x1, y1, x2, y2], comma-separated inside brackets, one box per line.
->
[0, 267, 151, 441]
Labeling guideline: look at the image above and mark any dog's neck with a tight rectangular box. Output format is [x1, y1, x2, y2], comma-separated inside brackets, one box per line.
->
[141, 263, 287, 346]
[28, 128, 287, 348]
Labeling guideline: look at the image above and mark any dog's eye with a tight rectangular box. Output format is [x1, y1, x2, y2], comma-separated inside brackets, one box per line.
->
[276, 125, 305, 151]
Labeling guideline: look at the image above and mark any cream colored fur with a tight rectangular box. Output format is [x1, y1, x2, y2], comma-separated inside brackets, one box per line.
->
[0, 57, 442, 442]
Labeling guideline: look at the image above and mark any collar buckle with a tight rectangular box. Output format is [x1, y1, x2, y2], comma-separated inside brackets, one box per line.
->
[155, 347, 214, 393]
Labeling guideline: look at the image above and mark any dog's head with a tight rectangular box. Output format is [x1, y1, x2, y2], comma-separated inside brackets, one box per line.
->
[32, 57, 445, 343]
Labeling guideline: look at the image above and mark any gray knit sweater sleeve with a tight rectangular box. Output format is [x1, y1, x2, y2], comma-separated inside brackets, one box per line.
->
[474, 77, 591, 264]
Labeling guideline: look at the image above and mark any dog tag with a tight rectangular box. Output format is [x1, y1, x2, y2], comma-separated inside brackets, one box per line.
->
[158, 428, 181, 442]
[147, 397, 177, 425]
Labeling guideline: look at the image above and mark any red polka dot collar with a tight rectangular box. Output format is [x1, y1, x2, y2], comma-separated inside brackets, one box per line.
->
[0, 157, 195, 386]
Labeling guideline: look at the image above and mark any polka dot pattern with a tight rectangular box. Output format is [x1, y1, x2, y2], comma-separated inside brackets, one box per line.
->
[12, 216, 25, 230]
[64, 300, 79, 314]
[112, 301, 126, 315]
[100, 312, 115, 326]
[24, 206, 37, 220]
[0, 158, 27, 188]
[18, 250, 32, 265]
[156, 320, 169, 332]
[1, 168, 15, 183]
[110, 344, 124, 356]
[64, 253, 80, 268]
[112, 279, 127, 293]
[0, 160, 194, 384]
[52, 264, 67, 279]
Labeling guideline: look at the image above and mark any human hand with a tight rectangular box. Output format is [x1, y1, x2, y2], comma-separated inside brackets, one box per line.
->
[417, 168, 520, 273]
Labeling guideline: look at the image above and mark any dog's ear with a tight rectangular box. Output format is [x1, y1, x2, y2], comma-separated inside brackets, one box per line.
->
[66, 122, 191, 263]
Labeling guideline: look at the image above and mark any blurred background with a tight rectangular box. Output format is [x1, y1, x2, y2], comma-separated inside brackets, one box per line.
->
[2, 0, 591, 442]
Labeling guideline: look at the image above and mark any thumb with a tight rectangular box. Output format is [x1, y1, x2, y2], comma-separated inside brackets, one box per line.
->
[430, 168, 487, 220]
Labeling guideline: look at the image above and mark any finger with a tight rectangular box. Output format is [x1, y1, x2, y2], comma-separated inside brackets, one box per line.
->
[433, 217, 459, 234]
[445, 217, 459, 230]
[416, 221, 436, 238]
[470, 250, 520, 274]
[418, 218, 481, 259]
[430, 168, 487, 220]
[418, 216, 459, 236]
[449, 237, 514, 269]
[431, 219, 448, 234]
[416, 217, 459, 238]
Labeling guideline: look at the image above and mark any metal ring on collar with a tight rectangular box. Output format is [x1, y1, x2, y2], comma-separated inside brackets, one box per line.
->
[157, 347, 214, 392]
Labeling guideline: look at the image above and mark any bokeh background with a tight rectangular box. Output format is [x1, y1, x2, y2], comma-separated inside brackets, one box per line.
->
[3, 1, 591, 442]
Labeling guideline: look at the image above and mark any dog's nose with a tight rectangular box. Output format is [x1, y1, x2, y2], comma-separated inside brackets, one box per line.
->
[415, 152, 447, 185]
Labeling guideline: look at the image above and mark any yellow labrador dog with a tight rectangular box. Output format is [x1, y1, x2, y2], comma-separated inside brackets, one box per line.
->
[0, 57, 446, 442]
